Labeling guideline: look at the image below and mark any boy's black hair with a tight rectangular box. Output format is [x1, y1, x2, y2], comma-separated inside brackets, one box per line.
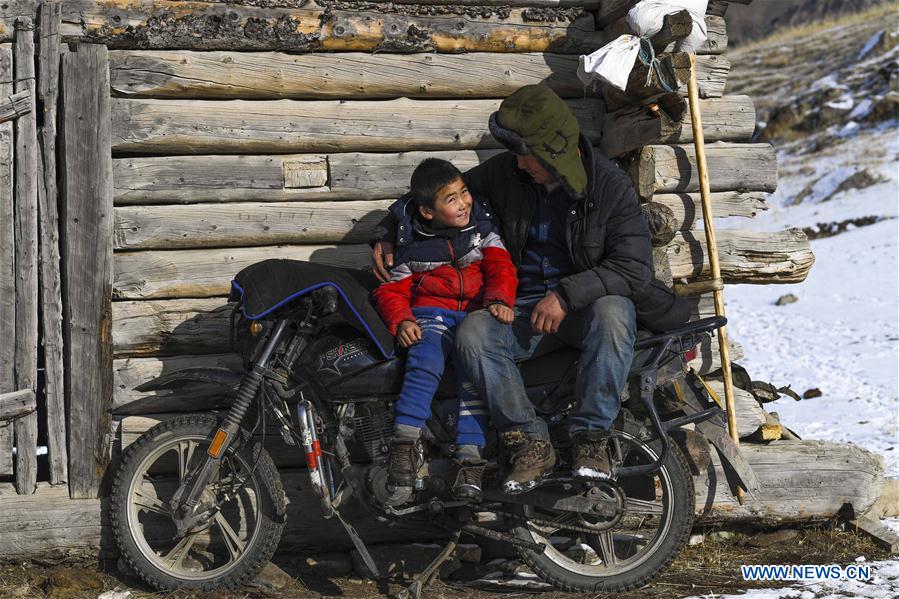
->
[410, 158, 463, 209]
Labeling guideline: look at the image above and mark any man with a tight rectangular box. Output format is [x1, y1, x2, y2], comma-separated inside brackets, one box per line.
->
[372, 85, 687, 493]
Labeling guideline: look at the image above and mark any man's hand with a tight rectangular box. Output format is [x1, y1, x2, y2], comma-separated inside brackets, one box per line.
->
[488, 303, 514, 324]
[530, 291, 568, 334]
[372, 241, 395, 283]
[397, 320, 422, 348]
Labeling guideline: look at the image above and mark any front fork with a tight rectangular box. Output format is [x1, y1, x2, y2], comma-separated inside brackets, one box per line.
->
[171, 319, 291, 534]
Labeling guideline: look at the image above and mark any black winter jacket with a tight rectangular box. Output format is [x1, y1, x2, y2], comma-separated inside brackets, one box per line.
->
[373, 136, 689, 333]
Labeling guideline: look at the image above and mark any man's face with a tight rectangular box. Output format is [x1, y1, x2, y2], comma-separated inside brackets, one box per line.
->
[419, 177, 473, 228]
[516, 154, 554, 185]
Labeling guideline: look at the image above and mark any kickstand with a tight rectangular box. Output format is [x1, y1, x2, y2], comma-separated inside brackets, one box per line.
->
[396, 530, 461, 599]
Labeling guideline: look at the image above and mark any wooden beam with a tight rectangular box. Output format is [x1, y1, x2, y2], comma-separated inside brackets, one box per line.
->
[629, 143, 777, 198]
[695, 440, 884, 524]
[649, 10, 693, 52]
[115, 200, 393, 250]
[60, 43, 114, 499]
[704, 382, 767, 439]
[0, 89, 30, 123]
[37, 0, 67, 486]
[0, 1, 38, 43]
[666, 229, 815, 284]
[109, 97, 604, 155]
[0, 44, 15, 477]
[114, 245, 371, 300]
[698, 15, 727, 55]
[113, 298, 233, 358]
[601, 91, 747, 157]
[651, 191, 769, 229]
[108, 51, 599, 100]
[59, 0, 603, 53]
[13, 17, 38, 496]
[113, 150, 502, 204]
[0, 390, 36, 421]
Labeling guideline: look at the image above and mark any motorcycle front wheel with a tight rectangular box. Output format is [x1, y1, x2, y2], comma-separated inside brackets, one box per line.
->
[511, 430, 694, 592]
[110, 415, 286, 591]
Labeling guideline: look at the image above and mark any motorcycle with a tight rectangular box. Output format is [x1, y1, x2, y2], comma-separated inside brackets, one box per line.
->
[110, 259, 726, 594]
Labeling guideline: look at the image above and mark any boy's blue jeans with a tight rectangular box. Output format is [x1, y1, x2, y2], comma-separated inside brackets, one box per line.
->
[394, 306, 487, 447]
[454, 293, 637, 439]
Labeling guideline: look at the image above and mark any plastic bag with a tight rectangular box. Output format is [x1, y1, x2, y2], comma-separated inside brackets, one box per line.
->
[577, 36, 642, 91]
[626, 0, 709, 54]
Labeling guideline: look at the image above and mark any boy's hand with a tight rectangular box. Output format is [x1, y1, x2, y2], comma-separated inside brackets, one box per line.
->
[372, 241, 395, 283]
[397, 320, 422, 347]
[488, 303, 514, 324]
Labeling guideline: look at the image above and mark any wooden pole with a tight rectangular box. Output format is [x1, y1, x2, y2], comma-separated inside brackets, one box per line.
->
[687, 53, 745, 504]
[0, 43, 15, 478]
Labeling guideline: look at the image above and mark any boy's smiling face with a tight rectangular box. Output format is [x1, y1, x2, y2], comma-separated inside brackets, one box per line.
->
[419, 176, 473, 228]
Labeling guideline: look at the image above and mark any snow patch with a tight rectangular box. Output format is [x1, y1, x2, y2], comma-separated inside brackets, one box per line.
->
[858, 30, 885, 60]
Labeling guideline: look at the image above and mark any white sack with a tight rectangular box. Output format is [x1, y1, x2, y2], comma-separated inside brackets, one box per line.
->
[577, 35, 642, 91]
[626, 0, 709, 54]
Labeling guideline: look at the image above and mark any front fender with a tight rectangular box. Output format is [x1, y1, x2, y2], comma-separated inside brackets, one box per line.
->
[134, 367, 244, 395]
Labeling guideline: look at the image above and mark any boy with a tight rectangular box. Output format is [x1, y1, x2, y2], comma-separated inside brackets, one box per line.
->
[371, 158, 517, 501]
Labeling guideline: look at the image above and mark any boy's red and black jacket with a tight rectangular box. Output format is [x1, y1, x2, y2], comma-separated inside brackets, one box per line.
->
[371, 194, 518, 335]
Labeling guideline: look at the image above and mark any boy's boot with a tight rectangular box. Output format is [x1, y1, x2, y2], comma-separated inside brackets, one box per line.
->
[452, 444, 486, 502]
[501, 430, 556, 494]
[571, 430, 613, 480]
[388, 425, 423, 488]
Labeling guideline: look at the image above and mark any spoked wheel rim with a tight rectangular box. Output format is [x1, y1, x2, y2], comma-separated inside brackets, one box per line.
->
[126, 433, 263, 581]
[520, 430, 675, 577]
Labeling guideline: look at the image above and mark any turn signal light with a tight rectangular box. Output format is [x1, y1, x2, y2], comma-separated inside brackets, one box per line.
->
[250, 320, 263, 336]
[208, 429, 228, 457]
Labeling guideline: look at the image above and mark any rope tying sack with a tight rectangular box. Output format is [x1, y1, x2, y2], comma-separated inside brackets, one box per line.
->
[637, 37, 677, 93]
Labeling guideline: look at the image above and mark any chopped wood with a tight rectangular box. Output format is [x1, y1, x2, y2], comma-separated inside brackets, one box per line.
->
[641, 201, 679, 247]
[114, 200, 394, 250]
[666, 229, 814, 284]
[59, 0, 603, 53]
[60, 43, 114, 499]
[114, 245, 371, 300]
[0, 44, 15, 477]
[108, 51, 597, 100]
[112, 299, 233, 358]
[0, 390, 36, 421]
[649, 10, 693, 52]
[0, 89, 30, 123]
[850, 515, 899, 554]
[629, 143, 778, 199]
[13, 16, 38, 496]
[651, 191, 769, 229]
[109, 97, 604, 155]
[695, 440, 884, 524]
[38, 0, 67, 486]
[601, 90, 745, 157]
[113, 150, 501, 204]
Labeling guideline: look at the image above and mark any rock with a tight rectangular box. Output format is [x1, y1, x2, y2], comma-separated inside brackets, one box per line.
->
[248, 561, 295, 592]
[455, 543, 483, 563]
[775, 293, 798, 306]
[803, 388, 823, 399]
[747, 528, 800, 548]
[708, 531, 734, 541]
[305, 552, 354, 577]
[688, 533, 705, 546]
[351, 543, 460, 581]
[97, 589, 133, 599]
[44, 568, 104, 599]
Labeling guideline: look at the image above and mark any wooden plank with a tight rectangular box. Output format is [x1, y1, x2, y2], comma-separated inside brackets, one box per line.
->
[666, 229, 815, 284]
[0, 1, 38, 43]
[60, 43, 114, 499]
[704, 382, 767, 439]
[0, 390, 36, 421]
[13, 17, 38, 496]
[113, 150, 502, 204]
[114, 245, 371, 300]
[113, 298, 233, 358]
[38, 0, 67, 486]
[108, 50, 599, 100]
[629, 143, 778, 199]
[602, 92, 751, 157]
[0, 89, 30, 123]
[0, 43, 15, 477]
[109, 97, 604, 155]
[695, 440, 884, 524]
[59, 0, 603, 53]
[651, 191, 769, 229]
[115, 200, 394, 250]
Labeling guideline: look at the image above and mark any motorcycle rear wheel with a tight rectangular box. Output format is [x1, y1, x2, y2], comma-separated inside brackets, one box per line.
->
[110, 415, 286, 591]
[511, 430, 694, 592]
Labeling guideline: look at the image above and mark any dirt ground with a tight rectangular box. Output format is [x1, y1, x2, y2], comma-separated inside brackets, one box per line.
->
[0, 524, 890, 599]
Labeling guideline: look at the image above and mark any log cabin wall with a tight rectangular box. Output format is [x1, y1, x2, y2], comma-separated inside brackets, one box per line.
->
[0, 0, 820, 509]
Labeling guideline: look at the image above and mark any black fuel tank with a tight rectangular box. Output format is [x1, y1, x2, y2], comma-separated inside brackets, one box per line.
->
[300, 326, 404, 397]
